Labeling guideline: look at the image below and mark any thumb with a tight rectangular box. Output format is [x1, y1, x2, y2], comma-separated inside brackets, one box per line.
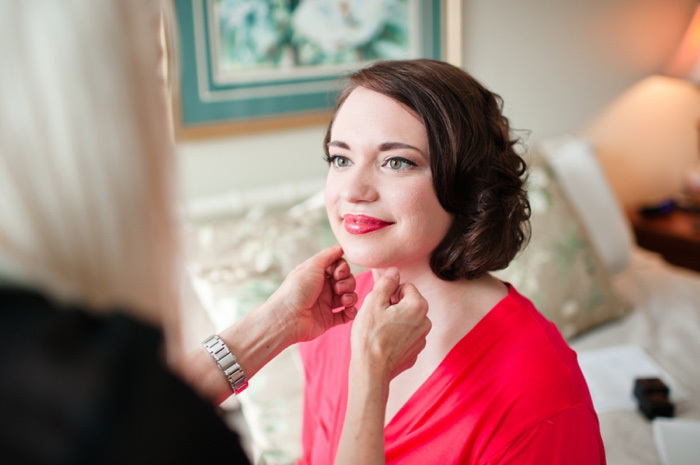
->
[369, 268, 400, 304]
[310, 244, 344, 271]
[396, 282, 422, 304]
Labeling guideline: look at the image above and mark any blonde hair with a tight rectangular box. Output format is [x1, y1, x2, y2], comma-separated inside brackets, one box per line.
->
[0, 0, 181, 350]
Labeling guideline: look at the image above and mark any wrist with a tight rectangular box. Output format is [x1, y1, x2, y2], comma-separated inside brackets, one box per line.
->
[180, 300, 299, 405]
[201, 334, 248, 395]
[216, 301, 296, 378]
[341, 355, 390, 463]
[348, 353, 391, 403]
[350, 331, 394, 378]
[262, 292, 307, 345]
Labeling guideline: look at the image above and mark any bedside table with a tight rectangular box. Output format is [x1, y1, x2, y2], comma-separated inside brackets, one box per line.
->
[628, 209, 700, 272]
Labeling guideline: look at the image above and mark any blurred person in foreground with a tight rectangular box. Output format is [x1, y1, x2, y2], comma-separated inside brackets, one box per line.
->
[0, 1, 430, 463]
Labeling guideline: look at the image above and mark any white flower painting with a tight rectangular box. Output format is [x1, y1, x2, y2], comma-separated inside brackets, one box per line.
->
[212, 0, 414, 81]
[174, 0, 439, 127]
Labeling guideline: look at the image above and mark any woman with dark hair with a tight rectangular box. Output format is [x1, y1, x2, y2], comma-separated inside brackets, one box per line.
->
[298, 59, 605, 465]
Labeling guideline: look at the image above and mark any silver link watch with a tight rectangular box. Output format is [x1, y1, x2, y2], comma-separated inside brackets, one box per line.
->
[201, 334, 248, 395]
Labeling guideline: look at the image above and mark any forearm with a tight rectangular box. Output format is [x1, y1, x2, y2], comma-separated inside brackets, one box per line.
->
[334, 269, 429, 464]
[334, 359, 389, 465]
[177, 300, 297, 405]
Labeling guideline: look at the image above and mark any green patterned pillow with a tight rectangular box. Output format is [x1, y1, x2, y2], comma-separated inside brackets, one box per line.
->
[185, 193, 333, 465]
[494, 156, 630, 339]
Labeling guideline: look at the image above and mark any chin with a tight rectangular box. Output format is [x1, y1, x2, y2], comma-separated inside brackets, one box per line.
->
[345, 254, 385, 270]
[337, 241, 396, 270]
[338, 244, 375, 268]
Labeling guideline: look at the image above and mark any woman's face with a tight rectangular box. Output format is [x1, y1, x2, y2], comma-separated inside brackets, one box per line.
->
[324, 86, 453, 270]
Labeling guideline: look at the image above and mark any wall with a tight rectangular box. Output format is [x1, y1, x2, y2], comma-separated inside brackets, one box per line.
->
[462, 0, 696, 140]
[177, 124, 328, 199]
[462, 0, 699, 209]
[176, 0, 699, 202]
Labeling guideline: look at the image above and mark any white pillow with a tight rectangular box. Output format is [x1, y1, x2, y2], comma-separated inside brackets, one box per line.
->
[538, 137, 634, 275]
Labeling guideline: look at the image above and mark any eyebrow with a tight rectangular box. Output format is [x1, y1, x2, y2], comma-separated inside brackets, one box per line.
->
[327, 140, 350, 150]
[327, 140, 425, 155]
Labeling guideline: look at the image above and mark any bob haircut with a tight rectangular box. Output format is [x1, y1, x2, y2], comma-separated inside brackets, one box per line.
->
[323, 59, 530, 281]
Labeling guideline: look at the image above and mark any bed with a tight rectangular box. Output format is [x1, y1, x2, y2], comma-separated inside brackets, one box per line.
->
[181, 137, 700, 465]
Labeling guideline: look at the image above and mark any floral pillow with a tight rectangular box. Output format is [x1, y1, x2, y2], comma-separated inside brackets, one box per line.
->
[494, 155, 630, 339]
[184, 193, 334, 465]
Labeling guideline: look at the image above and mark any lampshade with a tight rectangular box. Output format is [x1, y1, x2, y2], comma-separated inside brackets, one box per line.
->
[582, 75, 700, 209]
[665, 5, 700, 83]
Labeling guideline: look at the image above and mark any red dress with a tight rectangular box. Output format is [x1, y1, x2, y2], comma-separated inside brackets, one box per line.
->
[298, 271, 605, 464]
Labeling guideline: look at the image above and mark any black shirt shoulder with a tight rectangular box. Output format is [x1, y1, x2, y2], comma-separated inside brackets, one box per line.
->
[0, 288, 250, 465]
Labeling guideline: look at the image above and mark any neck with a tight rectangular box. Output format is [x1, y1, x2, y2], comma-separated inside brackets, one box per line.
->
[370, 261, 507, 334]
[370, 259, 438, 298]
[370, 261, 460, 317]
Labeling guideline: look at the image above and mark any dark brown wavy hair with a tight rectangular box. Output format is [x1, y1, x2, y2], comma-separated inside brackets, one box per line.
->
[324, 59, 531, 281]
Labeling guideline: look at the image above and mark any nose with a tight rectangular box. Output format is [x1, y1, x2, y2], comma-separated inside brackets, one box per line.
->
[337, 165, 378, 204]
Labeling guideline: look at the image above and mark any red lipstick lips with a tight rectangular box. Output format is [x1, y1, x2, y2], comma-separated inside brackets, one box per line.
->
[343, 214, 392, 235]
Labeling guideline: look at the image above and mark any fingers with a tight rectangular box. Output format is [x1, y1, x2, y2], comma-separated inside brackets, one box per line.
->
[337, 305, 358, 324]
[394, 283, 429, 318]
[326, 257, 357, 312]
[331, 260, 354, 293]
[367, 268, 400, 305]
[336, 291, 358, 309]
[396, 281, 418, 302]
[311, 243, 344, 271]
[349, 273, 431, 381]
[330, 258, 350, 280]
[317, 245, 355, 297]
[386, 309, 431, 381]
[401, 336, 427, 371]
[390, 293, 399, 306]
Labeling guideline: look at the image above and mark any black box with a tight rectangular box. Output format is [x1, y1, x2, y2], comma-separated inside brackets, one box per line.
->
[634, 377, 670, 400]
[638, 392, 675, 420]
[633, 377, 675, 420]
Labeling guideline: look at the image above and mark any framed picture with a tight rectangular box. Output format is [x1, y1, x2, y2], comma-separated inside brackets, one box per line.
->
[172, 0, 454, 139]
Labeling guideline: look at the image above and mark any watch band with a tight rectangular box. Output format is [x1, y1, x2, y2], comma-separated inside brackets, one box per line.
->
[201, 334, 248, 395]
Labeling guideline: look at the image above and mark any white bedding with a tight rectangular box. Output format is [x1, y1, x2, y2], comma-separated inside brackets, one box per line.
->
[570, 247, 700, 465]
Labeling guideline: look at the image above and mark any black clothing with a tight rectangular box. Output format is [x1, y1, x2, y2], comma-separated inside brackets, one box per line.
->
[0, 288, 250, 465]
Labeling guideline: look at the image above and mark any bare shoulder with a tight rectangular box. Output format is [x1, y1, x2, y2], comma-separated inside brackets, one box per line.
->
[455, 273, 508, 315]
[481, 274, 510, 305]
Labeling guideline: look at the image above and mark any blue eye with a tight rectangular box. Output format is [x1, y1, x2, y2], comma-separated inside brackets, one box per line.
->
[385, 157, 416, 170]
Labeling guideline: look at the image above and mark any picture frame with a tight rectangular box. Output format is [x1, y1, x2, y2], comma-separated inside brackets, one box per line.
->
[172, 0, 459, 139]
